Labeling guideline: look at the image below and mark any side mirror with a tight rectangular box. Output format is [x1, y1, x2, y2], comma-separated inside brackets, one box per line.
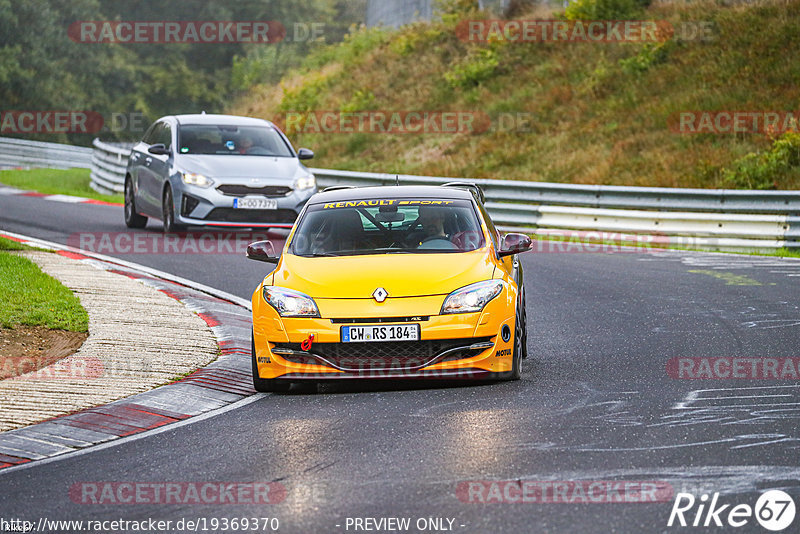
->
[246, 240, 279, 264]
[148, 143, 170, 155]
[297, 148, 314, 160]
[498, 233, 532, 257]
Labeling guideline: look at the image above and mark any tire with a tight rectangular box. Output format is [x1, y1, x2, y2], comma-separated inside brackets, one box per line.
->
[124, 178, 147, 229]
[508, 310, 523, 381]
[251, 333, 292, 393]
[519, 285, 528, 360]
[491, 286, 526, 382]
[161, 186, 185, 233]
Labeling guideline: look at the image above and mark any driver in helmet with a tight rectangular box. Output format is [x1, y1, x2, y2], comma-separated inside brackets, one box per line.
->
[415, 206, 455, 249]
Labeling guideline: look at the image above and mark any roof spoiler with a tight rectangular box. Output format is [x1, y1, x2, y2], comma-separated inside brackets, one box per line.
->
[441, 182, 485, 204]
[321, 185, 357, 193]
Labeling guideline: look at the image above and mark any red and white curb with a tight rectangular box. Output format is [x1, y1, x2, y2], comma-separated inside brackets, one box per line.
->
[0, 185, 121, 206]
[0, 231, 258, 472]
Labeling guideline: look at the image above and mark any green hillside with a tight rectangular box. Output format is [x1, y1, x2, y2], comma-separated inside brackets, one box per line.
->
[231, 0, 800, 189]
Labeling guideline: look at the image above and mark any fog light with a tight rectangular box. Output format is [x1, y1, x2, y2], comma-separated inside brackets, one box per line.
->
[182, 194, 200, 216]
[501, 324, 511, 343]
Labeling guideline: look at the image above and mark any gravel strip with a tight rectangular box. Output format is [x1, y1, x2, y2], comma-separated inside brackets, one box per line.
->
[0, 251, 218, 431]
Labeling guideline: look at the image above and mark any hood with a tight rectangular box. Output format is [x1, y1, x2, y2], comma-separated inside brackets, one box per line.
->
[271, 250, 496, 299]
[175, 154, 305, 181]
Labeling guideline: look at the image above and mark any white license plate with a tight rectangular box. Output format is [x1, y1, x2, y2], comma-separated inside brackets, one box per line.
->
[233, 197, 278, 210]
[341, 324, 420, 343]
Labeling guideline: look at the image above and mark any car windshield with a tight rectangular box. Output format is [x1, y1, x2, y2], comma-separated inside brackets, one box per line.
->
[177, 124, 294, 157]
[289, 199, 486, 257]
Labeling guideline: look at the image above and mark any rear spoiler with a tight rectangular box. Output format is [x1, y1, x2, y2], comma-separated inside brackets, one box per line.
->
[321, 185, 356, 193]
[441, 182, 485, 204]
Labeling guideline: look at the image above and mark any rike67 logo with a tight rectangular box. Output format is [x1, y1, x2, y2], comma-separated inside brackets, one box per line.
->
[668, 490, 795, 531]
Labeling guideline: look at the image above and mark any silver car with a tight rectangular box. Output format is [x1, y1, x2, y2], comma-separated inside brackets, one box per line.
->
[124, 113, 316, 232]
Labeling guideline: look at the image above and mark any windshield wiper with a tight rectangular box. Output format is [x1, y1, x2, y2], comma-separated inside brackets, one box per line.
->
[297, 252, 341, 257]
[367, 247, 417, 254]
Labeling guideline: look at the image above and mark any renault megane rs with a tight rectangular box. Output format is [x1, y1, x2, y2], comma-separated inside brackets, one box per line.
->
[247, 184, 531, 392]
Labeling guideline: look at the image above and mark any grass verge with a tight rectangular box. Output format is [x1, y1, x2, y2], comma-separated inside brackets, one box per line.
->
[0, 248, 89, 332]
[0, 236, 34, 251]
[0, 168, 123, 204]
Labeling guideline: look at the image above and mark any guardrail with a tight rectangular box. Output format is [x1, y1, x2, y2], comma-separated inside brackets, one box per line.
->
[6, 136, 799, 252]
[311, 168, 800, 214]
[0, 136, 92, 170]
[311, 169, 799, 251]
[90, 139, 131, 195]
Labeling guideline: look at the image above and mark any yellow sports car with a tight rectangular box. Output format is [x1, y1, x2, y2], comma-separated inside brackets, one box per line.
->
[247, 184, 532, 391]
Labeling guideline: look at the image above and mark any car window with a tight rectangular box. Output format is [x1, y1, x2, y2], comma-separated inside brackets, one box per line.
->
[142, 123, 160, 145]
[177, 124, 293, 157]
[155, 123, 172, 149]
[289, 199, 486, 257]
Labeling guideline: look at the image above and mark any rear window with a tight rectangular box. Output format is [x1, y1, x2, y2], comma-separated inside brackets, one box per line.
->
[289, 199, 486, 257]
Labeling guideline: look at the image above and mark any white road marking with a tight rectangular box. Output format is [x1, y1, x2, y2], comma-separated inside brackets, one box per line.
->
[0, 393, 266, 476]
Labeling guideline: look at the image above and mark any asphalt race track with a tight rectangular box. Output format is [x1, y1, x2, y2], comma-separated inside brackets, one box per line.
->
[2, 193, 800, 533]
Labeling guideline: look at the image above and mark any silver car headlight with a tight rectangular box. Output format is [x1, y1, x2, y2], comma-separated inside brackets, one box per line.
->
[441, 280, 503, 314]
[294, 173, 316, 190]
[182, 172, 214, 188]
[263, 286, 320, 317]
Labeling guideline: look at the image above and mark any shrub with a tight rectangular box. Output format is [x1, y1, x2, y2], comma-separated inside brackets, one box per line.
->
[279, 74, 330, 112]
[619, 42, 672, 75]
[565, 0, 642, 21]
[444, 46, 500, 89]
[340, 89, 375, 112]
[720, 132, 800, 189]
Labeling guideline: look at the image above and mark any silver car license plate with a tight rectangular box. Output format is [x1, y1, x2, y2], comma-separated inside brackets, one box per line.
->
[234, 197, 278, 210]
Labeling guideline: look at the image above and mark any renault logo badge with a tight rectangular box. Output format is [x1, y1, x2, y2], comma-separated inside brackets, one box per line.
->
[372, 287, 388, 302]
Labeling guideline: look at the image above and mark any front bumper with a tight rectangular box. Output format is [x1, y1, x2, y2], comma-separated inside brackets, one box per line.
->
[173, 182, 316, 228]
[252, 290, 517, 380]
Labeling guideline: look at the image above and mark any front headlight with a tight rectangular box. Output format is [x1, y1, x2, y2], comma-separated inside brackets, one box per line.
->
[441, 280, 503, 314]
[182, 172, 214, 188]
[263, 286, 320, 317]
[294, 174, 316, 190]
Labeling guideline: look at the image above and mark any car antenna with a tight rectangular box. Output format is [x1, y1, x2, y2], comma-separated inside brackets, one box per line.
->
[395, 174, 399, 186]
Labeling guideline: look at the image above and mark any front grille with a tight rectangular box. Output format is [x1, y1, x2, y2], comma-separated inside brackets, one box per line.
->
[330, 316, 430, 324]
[217, 185, 292, 197]
[206, 208, 297, 223]
[274, 337, 492, 371]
